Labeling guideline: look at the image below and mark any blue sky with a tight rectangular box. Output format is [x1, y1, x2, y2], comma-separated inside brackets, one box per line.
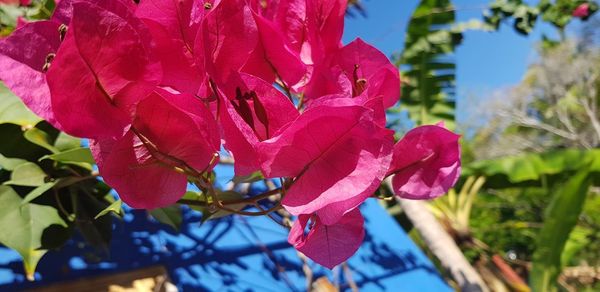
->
[343, 0, 558, 90]
[342, 0, 570, 118]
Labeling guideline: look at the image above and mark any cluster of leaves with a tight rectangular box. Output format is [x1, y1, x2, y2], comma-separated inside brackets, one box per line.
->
[0, 0, 56, 36]
[484, 0, 599, 35]
[464, 149, 600, 290]
[395, 0, 493, 130]
[0, 83, 115, 280]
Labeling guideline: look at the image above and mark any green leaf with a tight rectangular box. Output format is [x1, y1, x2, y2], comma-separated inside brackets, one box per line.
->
[398, 0, 458, 128]
[530, 167, 592, 291]
[0, 185, 67, 280]
[94, 199, 123, 219]
[21, 181, 57, 205]
[149, 206, 182, 232]
[53, 132, 81, 151]
[23, 127, 58, 154]
[0, 82, 41, 127]
[232, 171, 264, 184]
[40, 147, 95, 165]
[0, 153, 28, 171]
[203, 191, 247, 222]
[4, 162, 47, 187]
[180, 190, 247, 223]
[73, 191, 112, 254]
[0, 124, 49, 161]
[464, 149, 600, 188]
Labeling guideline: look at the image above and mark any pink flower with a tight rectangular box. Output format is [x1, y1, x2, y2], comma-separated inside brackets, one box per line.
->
[0, 0, 29, 6]
[573, 3, 590, 18]
[0, 21, 62, 127]
[219, 73, 299, 175]
[289, 208, 365, 269]
[333, 38, 400, 108]
[387, 124, 461, 200]
[46, 0, 161, 139]
[303, 38, 400, 108]
[258, 104, 393, 225]
[91, 89, 220, 209]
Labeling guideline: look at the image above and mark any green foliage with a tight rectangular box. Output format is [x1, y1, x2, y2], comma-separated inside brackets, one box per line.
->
[5, 162, 47, 186]
[0, 0, 56, 37]
[232, 171, 265, 184]
[0, 186, 67, 280]
[150, 206, 183, 232]
[397, 0, 459, 129]
[0, 81, 114, 277]
[95, 199, 123, 220]
[530, 167, 592, 291]
[484, 0, 599, 35]
[397, 1, 492, 129]
[182, 190, 248, 223]
[0, 84, 41, 126]
[464, 149, 600, 188]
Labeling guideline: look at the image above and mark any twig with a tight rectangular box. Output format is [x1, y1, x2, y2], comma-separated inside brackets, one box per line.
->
[342, 262, 359, 292]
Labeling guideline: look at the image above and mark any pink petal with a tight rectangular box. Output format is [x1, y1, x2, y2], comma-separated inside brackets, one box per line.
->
[333, 38, 400, 108]
[0, 21, 61, 126]
[92, 90, 220, 209]
[258, 104, 393, 224]
[301, 62, 352, 99]
[274, 0, 307, 53]
[307, 0, 345, 55]
[220, 73, 298, 175]
[388, 124, 461, 200]
[15, 17, 27, 28]
[190, 0, 218, 24]
[288, 208, 365, 269]
[46, 0, 161, 138]
[91, 132, 187, 209]
[306, 92, 387, 127]
[51, 0, 138, 25]
[202, 0, 258, 83]
[136, 0, 205, 94]
[250, 13, 306, 85]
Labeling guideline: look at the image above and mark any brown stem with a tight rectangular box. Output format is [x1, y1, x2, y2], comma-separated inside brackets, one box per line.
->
[217, 202, 282, 216]
[342, 262, 359, 292]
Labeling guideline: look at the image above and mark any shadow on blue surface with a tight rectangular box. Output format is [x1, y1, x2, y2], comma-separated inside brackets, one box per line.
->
[0, 198, 449, 291]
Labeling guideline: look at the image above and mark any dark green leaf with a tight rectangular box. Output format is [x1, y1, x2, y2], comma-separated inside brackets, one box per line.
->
[0, 185, 67, 280]
[53, 132, 81, 151]
[232, 171, 264, 184]
[72, 190, 112, 254]
[0, 124, 49, 161]
[21, 181, 57, 205]
[0, 82, 41, 127]
[4, 162, 47, 186]
[530, 167, 592, 291]
[94, 199, 123, 219]
[40, 147, 95, 165]
[0, 154, 27, 171]
[149, 205, 182, 232]
[24, 127, 58, 154]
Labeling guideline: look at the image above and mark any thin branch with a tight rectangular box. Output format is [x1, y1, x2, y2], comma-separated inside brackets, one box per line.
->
[582, 99, 600, 142]
[342, 262, 359, 292]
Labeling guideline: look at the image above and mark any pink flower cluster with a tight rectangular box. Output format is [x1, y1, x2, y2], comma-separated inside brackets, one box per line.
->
[573, 3, 590, 18]
[0, 0, 460, 268]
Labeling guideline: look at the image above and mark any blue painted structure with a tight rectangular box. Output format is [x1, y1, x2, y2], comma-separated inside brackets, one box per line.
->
[0, 197, 449, 291]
